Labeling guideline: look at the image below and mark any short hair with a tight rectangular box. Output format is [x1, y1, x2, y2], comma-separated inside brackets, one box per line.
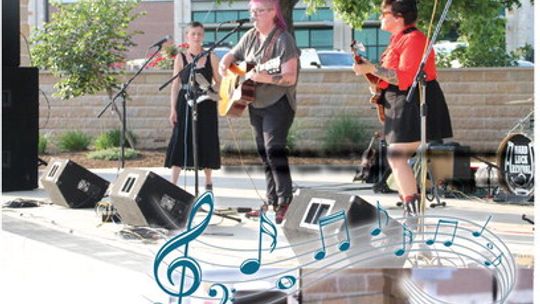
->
[382, 0, 418, 25]
[186, 21, 204, 31]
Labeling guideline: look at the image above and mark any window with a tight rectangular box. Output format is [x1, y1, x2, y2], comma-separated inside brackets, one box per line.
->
[353, 26, 390, 62]
[295, 28, 333, 50]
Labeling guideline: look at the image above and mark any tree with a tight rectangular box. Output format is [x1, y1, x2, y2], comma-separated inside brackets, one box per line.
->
[303, 0, 525, 67]
[30, 0, 144, 100]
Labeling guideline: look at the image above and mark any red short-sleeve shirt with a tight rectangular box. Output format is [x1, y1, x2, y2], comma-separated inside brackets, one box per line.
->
[379, 26, 437, 91]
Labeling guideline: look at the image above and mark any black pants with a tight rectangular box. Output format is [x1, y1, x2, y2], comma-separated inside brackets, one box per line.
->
[249, 96, 295, 205]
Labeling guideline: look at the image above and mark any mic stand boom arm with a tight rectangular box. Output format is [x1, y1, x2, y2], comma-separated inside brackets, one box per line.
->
[97, 46, 163, 169]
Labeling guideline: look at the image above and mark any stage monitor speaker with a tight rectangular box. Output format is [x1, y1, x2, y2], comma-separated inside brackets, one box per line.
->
[41, 158, 110, 208]
[2, 0, 20, 67]
[109, 169, 194, 230]
[428, 143, 474, 191]
[2, 66, 39, 192]
[283, 190, 405, 267]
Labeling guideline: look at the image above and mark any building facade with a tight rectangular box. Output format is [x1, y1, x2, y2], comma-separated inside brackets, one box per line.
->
[24, 0, 534, 62]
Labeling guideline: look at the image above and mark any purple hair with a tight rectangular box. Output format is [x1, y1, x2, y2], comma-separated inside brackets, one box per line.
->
[250, 0, 287, 31]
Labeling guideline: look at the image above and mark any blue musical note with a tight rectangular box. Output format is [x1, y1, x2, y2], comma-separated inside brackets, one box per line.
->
[487, 242, 494, 250]
[240, 208, 277, 275]
[314, 210, 351, 260]
[153, 192, 215, 304]
[370, 201, 389, 236]
[208, 283, 230, 304]
[484, 254, 502, 267]
[426, 219, 459, 247]
[276, 275, 297, 290]
[472, 215, 493, 237]
[394, 224, 413, 256]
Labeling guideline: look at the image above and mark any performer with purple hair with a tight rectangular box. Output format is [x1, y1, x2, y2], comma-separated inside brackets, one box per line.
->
[219, 0, 300, 224]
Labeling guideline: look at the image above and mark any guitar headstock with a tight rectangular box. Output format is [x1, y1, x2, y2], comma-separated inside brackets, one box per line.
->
[350, 40, 367, 64]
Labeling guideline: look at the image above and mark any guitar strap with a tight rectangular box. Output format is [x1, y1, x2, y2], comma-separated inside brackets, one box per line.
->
[261, 27, 283, 64]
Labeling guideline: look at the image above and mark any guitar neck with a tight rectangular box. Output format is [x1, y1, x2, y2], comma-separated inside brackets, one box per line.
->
[353, 54, 381, 85]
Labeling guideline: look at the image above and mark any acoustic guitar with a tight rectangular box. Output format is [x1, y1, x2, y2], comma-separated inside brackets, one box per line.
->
[350, 40, 385, 124]
[219, 57, 281, 117]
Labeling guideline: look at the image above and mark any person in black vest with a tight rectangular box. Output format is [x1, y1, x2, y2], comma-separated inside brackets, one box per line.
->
[353, 0, 452, 216]
[165, 22, 221, 192]
[219, 0, 300, 224]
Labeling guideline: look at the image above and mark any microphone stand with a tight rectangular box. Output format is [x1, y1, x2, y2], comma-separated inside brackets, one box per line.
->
[97, 45, 163, 169]
[159, 22, 246, 223]
[405, 0, 453, 235]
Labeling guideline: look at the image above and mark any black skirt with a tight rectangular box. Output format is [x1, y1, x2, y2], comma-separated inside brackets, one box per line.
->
[164, 97, 221, 170]
[382, 80, 453, 144]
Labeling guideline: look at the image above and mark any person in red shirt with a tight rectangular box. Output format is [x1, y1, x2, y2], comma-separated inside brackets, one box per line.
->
[353, 0, 452, 217]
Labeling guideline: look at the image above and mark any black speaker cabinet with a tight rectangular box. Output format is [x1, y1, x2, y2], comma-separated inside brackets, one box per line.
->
[2, 0, 20, 67]
[109, 169, 194, 230]
[283, 190, 406, 267]
[2, 66, 39, 192]
[428, 143, 474, 192]
[41, 159, 110, 208]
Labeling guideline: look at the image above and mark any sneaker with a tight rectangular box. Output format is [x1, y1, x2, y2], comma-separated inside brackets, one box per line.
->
[275, 204, 289, 224]
[404, 198, 419, 217]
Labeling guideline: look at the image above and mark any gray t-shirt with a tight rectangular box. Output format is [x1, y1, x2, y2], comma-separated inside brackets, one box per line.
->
[231, 27, 300, 111]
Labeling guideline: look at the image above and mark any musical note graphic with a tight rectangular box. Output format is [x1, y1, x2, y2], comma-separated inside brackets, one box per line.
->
[394, 224, 413, 256]
[370, 201, 389, 236]
[276, 275, 297, 290]
[314, 210, 351, 260]
[208, 283, 230, 304]
[484, 254, 503, 267]
[153, 192, 215, 304]
[240, 209, 277, 275]
[426, 219, 459, 247]
[487, 242, 494, 250]
[472, 215, 493, 237]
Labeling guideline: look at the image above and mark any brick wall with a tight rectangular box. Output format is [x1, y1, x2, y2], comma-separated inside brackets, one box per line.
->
[38, 68, 533, 153]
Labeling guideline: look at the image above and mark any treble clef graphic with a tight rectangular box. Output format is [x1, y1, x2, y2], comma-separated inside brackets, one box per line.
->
[153, 192, 214, 304]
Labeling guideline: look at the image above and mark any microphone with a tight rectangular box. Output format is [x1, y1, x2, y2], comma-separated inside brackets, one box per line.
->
[223, 18, 251, 25]
[149, 35, 172, 49]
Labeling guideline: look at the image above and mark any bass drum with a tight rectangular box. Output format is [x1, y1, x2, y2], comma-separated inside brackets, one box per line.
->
[496, 133, 534, 197]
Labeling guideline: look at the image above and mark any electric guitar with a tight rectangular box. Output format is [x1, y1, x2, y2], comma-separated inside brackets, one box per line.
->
[353, 132, 380, 182]
[350, 40, 385, 124]
[219, 57, 281, 117]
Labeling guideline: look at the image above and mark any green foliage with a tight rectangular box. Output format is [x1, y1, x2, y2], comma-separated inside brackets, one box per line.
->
[322, 114, 368, 155]
[87, 147, 139, 161]
[94, 129, 137, 150]
[57, 131, 92, 152]
[38, 134, 48, 154]
[286, 121, 300, 153]
[304, 0, 525, 67]
[511, 43, 534, 62]
[30, 0, 144, 99]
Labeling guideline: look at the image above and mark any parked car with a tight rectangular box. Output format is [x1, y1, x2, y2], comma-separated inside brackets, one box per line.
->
[317, 50, 354, 68]
[300, 49, 354, 70]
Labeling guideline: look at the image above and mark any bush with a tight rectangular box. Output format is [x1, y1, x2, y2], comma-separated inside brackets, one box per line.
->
[94, 129, 137, 150]
[322, 115, 369, 155]
[38, 134, 48, 154]
[57, 131, 92, 152]
[286, 121, 299, 153]
[87, 147, 139, 161]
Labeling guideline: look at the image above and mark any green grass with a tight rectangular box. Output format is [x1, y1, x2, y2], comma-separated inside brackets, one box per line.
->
[87, 147, 139, 161]
[57, 130, 92, 152]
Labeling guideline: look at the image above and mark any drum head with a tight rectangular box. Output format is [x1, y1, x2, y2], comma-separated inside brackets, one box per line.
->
[496, 133, 534, 196]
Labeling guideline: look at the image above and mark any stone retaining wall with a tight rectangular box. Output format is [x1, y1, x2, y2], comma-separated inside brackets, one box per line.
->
[38, 68, 533, 153]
